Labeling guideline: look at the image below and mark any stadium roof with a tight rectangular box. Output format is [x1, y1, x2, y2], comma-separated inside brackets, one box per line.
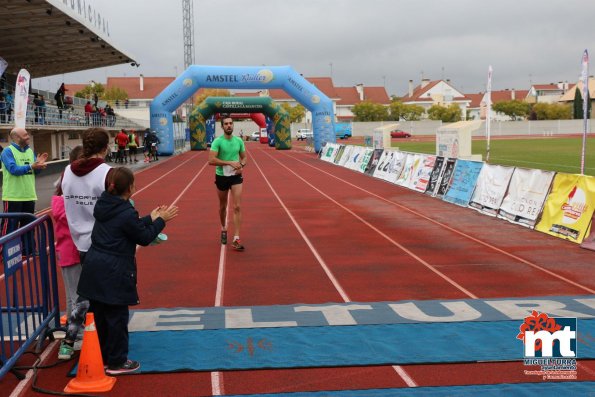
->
[0, 0, 137, 78]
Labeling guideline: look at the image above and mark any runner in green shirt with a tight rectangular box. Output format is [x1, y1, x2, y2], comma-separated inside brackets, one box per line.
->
[208, 115, 247, 251]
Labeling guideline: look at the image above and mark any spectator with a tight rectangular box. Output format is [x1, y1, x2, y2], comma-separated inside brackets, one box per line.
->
[1, 127, 48, 243]
[55, 83, 66, 119]
[105, 104, 116, 127]
[0, 93, 7, 124]
[127, 130, 139, 162]
[84, 101, 93, 126]
[38, 95, 46, 125]
[33, 94, 41, 124]
[124, 98, 129, 109]
[58, 128, 113, 361]
[115, 99, 120, 108]
[93, 92, 99, 108]
[51, 145, 83, 345]
[5, 90, 13, 122]
[92, 105, 100, 126]
[115, 129, 129, 163]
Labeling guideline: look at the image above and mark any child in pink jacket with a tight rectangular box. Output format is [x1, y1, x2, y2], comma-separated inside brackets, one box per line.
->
[51, 146, 83, 330]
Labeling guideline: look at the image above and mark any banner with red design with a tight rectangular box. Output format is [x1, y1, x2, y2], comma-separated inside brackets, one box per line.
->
[535, 173, 595, 244]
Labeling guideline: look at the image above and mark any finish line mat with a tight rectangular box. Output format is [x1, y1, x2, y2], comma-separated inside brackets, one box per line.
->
[227, 382, 595, 397]
[72, 319, 595, 373]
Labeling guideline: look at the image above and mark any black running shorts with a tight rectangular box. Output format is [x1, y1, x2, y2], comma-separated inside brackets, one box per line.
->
[215, 174, 243, 191]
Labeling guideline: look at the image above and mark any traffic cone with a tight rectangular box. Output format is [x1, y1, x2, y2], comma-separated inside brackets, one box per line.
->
[64, 313, 116, 393]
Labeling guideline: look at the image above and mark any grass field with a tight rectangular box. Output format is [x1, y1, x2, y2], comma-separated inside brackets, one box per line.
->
[390, 136, 595, 176]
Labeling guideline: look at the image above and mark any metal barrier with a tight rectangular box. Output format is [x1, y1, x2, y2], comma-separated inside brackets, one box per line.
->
[0, 213, 61, 380]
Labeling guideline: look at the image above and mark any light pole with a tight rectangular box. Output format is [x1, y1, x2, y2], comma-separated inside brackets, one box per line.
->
[329, 62, 333, 79]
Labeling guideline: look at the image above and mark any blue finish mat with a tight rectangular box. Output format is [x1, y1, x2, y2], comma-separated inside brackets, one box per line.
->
[227, 382, 595, 397]
[114, 319, 594, 373]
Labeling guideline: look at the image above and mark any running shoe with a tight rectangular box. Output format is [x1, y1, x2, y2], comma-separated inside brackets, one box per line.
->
[106, 359, 140, 375]
[220, 230, 227, 245]
[231, 239, 245, 251]
[58, 341, 74, 360]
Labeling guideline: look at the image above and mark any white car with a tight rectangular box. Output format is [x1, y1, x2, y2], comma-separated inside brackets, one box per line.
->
[250, 132, 260, 141]
[296, 129, 313, 140]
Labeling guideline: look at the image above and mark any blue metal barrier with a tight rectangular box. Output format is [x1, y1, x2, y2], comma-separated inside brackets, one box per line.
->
[0, 213, 61, 379]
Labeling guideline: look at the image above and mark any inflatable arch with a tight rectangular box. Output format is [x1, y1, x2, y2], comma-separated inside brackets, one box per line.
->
[189, 96, 290, 150]
[150, 65, 336, 154]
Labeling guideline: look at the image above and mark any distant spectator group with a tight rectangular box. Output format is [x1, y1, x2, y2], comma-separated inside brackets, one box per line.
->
[0, 89, 14, 123]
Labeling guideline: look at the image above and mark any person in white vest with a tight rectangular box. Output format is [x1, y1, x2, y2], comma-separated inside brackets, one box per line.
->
[59, 127, 113, 360]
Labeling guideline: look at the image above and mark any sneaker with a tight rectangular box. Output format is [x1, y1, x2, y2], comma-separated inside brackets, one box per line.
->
[220, 230, 227, 245]
[106, 359, 140, 375]
[231, 239, 245, 251]
[58, 341, 74, 360]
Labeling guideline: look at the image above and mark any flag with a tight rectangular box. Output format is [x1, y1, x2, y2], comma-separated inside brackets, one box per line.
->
[14, 69, 30, 128]
[580, 50, 589, 174]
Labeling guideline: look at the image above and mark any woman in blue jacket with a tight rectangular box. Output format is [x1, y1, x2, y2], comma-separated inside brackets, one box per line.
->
[76, 167, 179, 375]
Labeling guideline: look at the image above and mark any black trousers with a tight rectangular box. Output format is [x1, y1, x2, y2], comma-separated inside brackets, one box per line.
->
[90, 300, 130, 367]
[2, 201, 36, 254]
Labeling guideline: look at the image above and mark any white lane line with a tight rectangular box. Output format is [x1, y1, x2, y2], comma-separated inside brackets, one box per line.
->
[262, 150, 477, 299]
[287, 151, 595, 295]
[211, 209, 230, 396]
[133, 153, 202, 198]
[252, 153, 417, 387]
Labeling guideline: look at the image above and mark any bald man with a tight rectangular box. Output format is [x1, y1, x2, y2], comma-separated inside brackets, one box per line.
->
[1, 127, 48, 238]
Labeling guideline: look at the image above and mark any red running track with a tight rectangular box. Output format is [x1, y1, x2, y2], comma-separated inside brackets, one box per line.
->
[4, 143, 594, 397]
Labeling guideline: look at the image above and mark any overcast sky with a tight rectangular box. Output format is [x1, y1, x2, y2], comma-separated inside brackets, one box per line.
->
[33, 0, 595, 97]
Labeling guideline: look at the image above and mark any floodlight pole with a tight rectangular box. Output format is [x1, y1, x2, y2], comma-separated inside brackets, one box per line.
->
[580, 49, 589, 175]
[182, 0, 195, 123]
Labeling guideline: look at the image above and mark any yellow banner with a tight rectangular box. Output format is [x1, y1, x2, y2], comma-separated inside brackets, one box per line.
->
[535, 173, 595, 243]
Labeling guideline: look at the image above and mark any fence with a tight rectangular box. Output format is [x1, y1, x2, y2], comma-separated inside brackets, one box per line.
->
[0, 213, 61, 380]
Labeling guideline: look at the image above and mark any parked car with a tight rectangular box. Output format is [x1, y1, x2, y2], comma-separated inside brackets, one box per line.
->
[296, 129, 313, 140]
[390, 129, 411, 138]
[250, 131, 260, 141]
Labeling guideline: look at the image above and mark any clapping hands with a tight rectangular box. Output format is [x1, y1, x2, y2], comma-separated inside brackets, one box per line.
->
[151, 205, 179, 222]
[31, 152, 49, 170]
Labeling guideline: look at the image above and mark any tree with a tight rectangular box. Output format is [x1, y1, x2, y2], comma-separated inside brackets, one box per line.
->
[193, 89, 231, 106]
[281, 103, 306, 123]
[103, 86, 129, 102]
[491, 100, 531, 120]
[351, 101, 389, 121]
[532, 103, 572, 120]
[427, 103, 462, 122]
[573, 88, 583, 119]
[389, 100, 424, 121]
[74, 82, 105, 100]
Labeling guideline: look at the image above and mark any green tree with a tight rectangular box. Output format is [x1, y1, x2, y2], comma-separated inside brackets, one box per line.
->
[351, 101, 389, 121]
[103, 86, 129, 102]
[427, 103, 462, 122]
[389, 100, 424, 121]
[573, 88, 583, 119]
[532, 103, 572, 120]
[491, 100, 531, 120]
[74, 83, 105, 100]
[281, 103, 306, 123]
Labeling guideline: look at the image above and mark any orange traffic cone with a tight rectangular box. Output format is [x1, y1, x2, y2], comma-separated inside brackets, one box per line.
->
[64, 313, 116, 393]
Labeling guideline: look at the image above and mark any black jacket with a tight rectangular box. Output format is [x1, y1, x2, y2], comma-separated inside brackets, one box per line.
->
[77, 191, 165, 306]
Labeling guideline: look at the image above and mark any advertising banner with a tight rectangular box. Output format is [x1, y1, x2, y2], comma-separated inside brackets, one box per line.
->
[365, 149, 384, 176]
[14, 69, 30, 128]
[358, 148, 374, 173]
[395, 153, 415, 187]
[425, 156, 446, 196]
[436, 158, 457, 198]
[498, 168, 555, 228]
[385, 150, 407, 184]
[372, 150, 393, 180]
[334, 145, 348, 165]
[469, 164, 515, 216]
[321, 143, 339, 162]
[443, 160, 484, 207]
[346, 146, 365, 171]
[413, 155, 437, 192]
[535, 173, 595, 244]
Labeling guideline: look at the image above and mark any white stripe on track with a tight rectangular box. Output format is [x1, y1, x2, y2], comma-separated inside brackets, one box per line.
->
[252, 154, 417, 387]
[211, 209, 230, 395]
[286, 151, 595, 295]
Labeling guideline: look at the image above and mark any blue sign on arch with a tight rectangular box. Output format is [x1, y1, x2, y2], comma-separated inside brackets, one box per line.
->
[150, 65, 336, 154]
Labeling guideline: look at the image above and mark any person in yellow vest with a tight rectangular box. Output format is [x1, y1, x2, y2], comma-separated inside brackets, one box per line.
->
[127, 129, 139, 163]
[1, 127, 48, 238]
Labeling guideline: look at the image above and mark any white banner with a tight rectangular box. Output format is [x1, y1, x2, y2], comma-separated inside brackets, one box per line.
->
[372, 150, 393, 180]
[385, 150, 407, 184]
[321, 143, 340, 162]
[469, 164, 515, 216]
[498, 168, 556, 228]
[358, 147, 374, 173]
[14, 69, 30, 128]
[413, 155, 437, 193]
[0, 57, 7, 77]
[395, 153, 416, 186]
